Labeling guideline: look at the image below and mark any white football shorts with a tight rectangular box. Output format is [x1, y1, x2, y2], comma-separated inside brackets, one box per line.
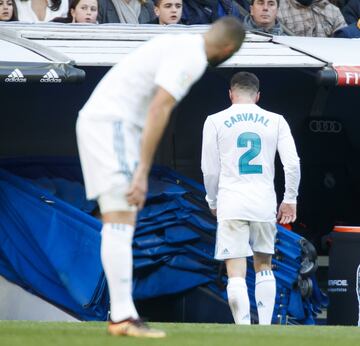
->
[215, 220, 277, 260]
[76, 117, 141, 213]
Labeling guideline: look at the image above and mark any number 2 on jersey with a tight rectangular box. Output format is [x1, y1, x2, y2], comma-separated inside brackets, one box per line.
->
[237, 132, 262, 174]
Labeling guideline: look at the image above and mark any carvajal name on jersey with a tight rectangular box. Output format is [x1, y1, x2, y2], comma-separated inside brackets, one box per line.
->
[224, 113, 269, 128]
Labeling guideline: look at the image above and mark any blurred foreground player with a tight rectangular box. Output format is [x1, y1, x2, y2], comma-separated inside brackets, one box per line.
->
[77, 17, 245, 337]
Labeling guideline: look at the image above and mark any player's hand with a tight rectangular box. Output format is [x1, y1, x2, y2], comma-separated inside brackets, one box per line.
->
[126, 166, 148, 210]
[210, 208, 217, 217]
[277, 202, 297, 224]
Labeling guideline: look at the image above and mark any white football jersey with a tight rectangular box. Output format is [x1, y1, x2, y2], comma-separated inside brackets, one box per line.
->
[79, 34, 208, 127]
[201, 103, 300, 222]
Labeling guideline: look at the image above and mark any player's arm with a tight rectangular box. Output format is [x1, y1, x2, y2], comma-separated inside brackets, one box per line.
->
[126, 87, 176, 209]
[201, 117, 220, 215]
[277, 117, 301, 224]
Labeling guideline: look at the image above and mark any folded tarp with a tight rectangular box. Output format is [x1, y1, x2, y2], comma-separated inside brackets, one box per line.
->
[0, 159, 327, 323]
[133, 166, 328, 324]
[0, 167, 108, 320]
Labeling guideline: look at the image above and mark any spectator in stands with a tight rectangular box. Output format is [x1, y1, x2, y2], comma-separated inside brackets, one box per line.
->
[15, 0, 68, 22]
[149, 0, 183, 24]
[334, 18, 360, 37]
[0, 0, 18, 21]
[181, 0, 242, 25]
[97, 0, 156, 23]
[243, 0, 285, 35]
[341, 0, 360, 24]
[277, 0, 347, 37]
[53, 0, 98, 23]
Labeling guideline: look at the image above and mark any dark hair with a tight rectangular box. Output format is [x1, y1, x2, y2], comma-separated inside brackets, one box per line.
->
[0, 0, 18, 21]
[153, 0, 182, 6]
[9, 0, 18, 21]
[250, 0, 280, 7]
[230, 72, 260, 95]
[52, 0, 98, 23]
[20, 0, 62, 11]
[69, 0, 83, 11]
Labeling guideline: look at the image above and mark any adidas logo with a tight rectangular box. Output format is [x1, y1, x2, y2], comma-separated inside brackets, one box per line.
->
[242, 313, 250, 321]
[257, 301, 264, 308]
[5, 68, 27, 83]
[222, 248, 230, 255]
[40, 69, 62, 83]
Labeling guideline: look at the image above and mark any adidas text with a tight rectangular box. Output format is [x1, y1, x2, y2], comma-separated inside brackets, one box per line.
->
[5, 77, 27, 83]
[40, 69, 62, 83]
[5, 68, 27, 83]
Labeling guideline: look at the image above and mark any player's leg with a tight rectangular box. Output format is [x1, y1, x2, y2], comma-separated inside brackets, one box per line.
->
[76, 118, 164, 337]
[99, 198, 138, 324]
[100, 204, 164, 338]
[216, 220, 253, 325]
[250, 222, 277, 325]
[225, 258, 251, 325]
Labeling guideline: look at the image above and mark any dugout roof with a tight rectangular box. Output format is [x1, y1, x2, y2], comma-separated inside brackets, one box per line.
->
[1, 22, 359, 85]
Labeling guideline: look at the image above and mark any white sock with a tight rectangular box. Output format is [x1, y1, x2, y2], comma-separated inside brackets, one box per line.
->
[255, 270, 276, 325]
[227, 277, 251, 325]
[101, 223, 139, 322]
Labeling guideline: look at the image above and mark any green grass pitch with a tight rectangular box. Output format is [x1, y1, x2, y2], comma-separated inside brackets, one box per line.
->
[0, 322, 360, 346]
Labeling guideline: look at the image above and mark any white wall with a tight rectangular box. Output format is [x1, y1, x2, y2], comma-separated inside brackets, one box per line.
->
[0, 276, 78, 321]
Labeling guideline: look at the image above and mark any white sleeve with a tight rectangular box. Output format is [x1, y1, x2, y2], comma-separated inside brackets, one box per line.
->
[155, 55, 206, 102]
[277, 117, 301, 204]
[201, 117, 220, 209]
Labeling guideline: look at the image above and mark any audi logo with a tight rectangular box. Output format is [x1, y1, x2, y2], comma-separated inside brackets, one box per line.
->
[309, 120, 342, 133]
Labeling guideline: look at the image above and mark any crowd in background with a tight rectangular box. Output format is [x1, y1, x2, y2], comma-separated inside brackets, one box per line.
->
[0, 0, 359, 37]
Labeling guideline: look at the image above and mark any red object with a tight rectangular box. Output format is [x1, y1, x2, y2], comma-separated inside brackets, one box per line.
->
[334, 66, 360, 86]
[333, 225, 360, 233]
[279, 223, 292, 231]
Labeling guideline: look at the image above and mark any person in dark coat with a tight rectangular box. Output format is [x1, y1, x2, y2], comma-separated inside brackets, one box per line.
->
[342, 0, 360, 24]
[334, 18, 360, 37]
[243, 0, 285, 35]
[97, 0, 156, 23]
[181, 0, 242, 25]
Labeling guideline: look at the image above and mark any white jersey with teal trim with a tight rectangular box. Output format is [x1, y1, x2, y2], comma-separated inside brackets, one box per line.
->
[201, 103, 300, 222]
[79, 34, 208, 128]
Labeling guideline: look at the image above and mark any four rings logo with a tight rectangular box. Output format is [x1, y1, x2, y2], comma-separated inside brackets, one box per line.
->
[309, 120, 342, 133]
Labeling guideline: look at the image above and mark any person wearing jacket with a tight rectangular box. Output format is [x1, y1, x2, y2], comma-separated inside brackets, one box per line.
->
[97, 0, 156, 23]
[334, 18, 360, 37]
[342, 0, 360, 24]
[277, 0, 346, 36]
[243, 0, 285, 35]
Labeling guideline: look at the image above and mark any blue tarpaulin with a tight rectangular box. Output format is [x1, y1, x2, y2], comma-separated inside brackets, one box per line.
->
[0, 166, 107, 320]
[0, 159, 327, 323]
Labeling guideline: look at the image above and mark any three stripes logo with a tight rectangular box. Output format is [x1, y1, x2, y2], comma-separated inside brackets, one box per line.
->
[257, 301, 264, 308]
[5, 68, 27, 83]
[40, 69, 62, 83]
[222, 248, 230, 255]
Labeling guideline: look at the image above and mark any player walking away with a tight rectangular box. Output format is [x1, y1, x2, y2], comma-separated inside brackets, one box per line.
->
[76, 17, 245, 338]
[201, 72, 300, 325]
